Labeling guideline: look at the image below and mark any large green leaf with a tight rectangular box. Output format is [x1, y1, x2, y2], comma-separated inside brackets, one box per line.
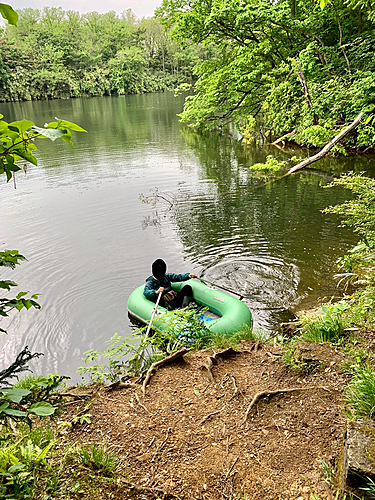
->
[51, 118, 87, 132]
[0, 3, 18, 26]
[0, 280, 17, 290]
[31, 126, 65, 141]
[16, 150, 38, 166]
[1, 388, 30, 403]
[8, 120, 34, 134]
[3, 408, 26, 417]
[28, 402, 56, 416]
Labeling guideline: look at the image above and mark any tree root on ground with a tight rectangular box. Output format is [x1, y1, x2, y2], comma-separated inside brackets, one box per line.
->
[200, 347, 239, 384]
[142, 347, 189, 395]
[242, 386, 329, 423]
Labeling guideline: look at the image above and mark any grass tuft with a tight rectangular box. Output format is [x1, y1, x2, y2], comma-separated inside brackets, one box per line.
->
[76, 444, 120, 476]
[346, 365, 375, 419]
[299, 302, 348, 344]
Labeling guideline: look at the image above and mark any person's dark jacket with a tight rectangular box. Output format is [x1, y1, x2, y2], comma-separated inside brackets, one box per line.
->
[143, 273, 190, 302]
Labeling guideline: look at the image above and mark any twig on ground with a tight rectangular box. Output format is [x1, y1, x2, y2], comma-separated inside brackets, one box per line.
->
[60, 392, 91, 399]
[148, 436, 156, 448]
[199, 405, 226, 425]
[120, 478, 181, 499]
[226, 457, 239, 478]
[152, 427, 172, 462]
[142, 348, 189, 395]
[134, 392, 149, 412]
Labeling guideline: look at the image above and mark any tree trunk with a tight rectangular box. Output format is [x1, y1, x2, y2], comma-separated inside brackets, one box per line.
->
[297, 61, 312, 110]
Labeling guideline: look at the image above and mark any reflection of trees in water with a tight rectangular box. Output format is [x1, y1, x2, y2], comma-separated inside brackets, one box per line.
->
[168, 129, 361, 324]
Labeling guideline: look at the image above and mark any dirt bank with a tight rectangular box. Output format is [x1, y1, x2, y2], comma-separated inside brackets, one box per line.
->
[60, 340, 351, 499]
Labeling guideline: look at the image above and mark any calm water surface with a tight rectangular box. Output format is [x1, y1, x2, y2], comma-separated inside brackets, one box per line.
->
[0, 93, 374, 380]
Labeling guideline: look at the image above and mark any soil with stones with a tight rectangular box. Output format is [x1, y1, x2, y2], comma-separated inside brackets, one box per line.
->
[61, 340, 349, 500]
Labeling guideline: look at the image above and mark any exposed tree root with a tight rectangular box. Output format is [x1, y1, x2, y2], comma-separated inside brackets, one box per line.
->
[142, 348, 189, 395]
[134, 392, 149, 413]
[152, 427, 172, 462]
[200, 347, 239, 384]
[105, 381, 140, 391]
[200, 357, 215, 383]
[242, 386, 329, 423]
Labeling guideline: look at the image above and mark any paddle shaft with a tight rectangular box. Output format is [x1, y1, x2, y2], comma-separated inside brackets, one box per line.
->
[197, 277, 244, 300]
[144, 291, 162, 340]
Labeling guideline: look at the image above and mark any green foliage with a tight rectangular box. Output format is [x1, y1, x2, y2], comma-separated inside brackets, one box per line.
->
[345, 286, 375, 328]
[78, 331, 149, 383]
[249, 155, 287, 174]
[156, 307, 213, 348]
[0, 3, 17, 26]
[325, 174, 375, 249]
[294, 125, 337, 148]
[0, 432, 54, 499]
[208, 325, 267, 349]
[159, 0, 375, 149]
[0, 7, 201, 101]
[360, 476, 375, 496]
[0, 115, 86, 183]
[79, 308, 255, 383]
[281, 343, 317, 374]
[300, 302, 349, 343]
[0, 250, 41, 334]
[346, 364, 375, 419]
[0, 372, 68, 425]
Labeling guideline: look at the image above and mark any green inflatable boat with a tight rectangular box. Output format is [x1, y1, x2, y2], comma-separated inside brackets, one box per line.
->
[127, 279, 252, 335]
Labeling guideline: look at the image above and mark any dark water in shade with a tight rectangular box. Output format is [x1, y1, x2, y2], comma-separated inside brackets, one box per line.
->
[0, 92, 374, 380]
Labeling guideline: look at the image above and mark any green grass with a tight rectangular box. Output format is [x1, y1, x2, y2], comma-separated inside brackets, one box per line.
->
[208, 325, 268, 349]
[76, 444, 120, 476]
[299, 302, 348, 344]
[346, 365, 375, 419]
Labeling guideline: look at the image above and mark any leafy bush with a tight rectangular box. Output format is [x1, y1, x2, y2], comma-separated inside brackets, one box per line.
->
[345, 286, 375, 328]
[281, 342, 319, 374]
[0, 348, 68, 425]
[156, 307, 213, 348]
[324, 174, 375, 248]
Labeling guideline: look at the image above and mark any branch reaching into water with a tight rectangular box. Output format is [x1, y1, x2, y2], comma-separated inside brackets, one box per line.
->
[287, 112, 363, 175]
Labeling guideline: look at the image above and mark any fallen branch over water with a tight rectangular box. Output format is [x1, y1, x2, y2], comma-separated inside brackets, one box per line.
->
[272, 130, 296, 147]
[287, 112, 363, 175]
[142, 347, 189, 395]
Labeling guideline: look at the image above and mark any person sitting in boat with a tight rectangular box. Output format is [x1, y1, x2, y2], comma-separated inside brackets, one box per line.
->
[144, 259, 197, 310]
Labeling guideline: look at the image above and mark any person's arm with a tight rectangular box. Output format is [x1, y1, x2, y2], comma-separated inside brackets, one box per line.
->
[167, 272, 197, 282]
[144, 281, 158, 300]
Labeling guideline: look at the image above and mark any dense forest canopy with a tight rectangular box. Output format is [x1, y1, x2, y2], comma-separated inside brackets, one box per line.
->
[0, 6, 207, 101]
[156, 0, 375, 148]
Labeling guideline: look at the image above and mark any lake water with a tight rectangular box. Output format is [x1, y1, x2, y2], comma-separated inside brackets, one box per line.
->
[0, 92, 373, 380]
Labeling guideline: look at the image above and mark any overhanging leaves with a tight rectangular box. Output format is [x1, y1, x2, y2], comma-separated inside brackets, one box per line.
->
[0, 3, 18, 26]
